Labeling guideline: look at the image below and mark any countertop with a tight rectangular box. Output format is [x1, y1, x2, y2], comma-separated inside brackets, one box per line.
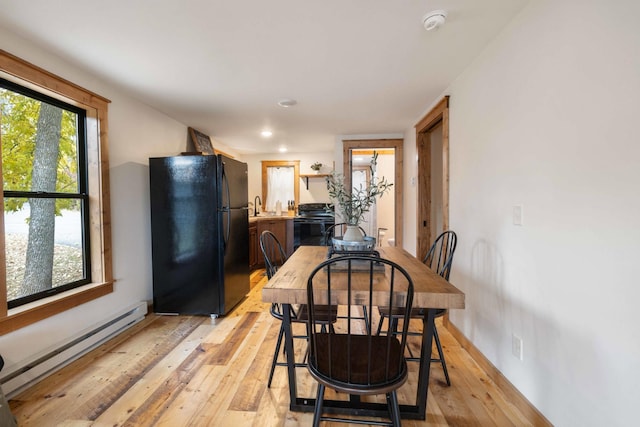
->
[249, 214, 295, 224]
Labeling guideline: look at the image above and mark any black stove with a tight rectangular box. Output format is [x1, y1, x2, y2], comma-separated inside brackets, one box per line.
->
[294, 203, 334, 248]
[296, 202, 333, 218]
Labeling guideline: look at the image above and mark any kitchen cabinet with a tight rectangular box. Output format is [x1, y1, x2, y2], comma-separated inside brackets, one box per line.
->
[250, 217, 294, 270]
[249, 222, 259, 270]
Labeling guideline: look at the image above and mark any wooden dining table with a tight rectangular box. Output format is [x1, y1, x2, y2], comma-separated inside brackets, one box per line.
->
[261, 245, 465, 420]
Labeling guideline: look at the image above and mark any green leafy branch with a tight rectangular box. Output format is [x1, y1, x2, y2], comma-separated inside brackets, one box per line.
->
[326, 152, 392, 226]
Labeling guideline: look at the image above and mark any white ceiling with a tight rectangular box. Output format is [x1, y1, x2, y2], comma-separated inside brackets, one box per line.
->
[0, 0, 527, 154]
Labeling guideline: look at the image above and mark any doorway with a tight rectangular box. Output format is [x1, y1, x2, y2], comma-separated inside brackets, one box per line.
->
[342, 139, 403, 248]
[415, 96, 450, 260]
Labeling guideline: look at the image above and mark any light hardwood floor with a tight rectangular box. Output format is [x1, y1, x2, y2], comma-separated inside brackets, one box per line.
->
[9, 271, 536, 426]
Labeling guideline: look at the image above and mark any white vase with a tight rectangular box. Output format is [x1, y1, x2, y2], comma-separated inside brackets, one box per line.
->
[343, 225, 364, 242]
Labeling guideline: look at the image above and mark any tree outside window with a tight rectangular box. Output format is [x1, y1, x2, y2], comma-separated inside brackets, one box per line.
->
[1, 79, 90, 308]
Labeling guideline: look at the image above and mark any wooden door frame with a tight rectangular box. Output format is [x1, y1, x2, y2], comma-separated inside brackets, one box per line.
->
[415, 96, 450, 259]
[342, 139, 403, 248]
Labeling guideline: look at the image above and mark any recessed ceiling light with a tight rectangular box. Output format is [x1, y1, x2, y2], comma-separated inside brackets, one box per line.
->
[277, 99, 297, 108]
[261, 130, 273, 137]
[279, 146, 288, 153]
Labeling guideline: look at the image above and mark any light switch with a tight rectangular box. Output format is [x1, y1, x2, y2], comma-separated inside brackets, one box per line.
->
[513, 205, 523, 226]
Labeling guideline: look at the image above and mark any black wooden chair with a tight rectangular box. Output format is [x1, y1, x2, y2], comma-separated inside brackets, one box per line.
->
[376, 230, 457, 386]
[306, 255, 414, 427]
[260, 231, 337, 388]
[325, 223, 373, 332]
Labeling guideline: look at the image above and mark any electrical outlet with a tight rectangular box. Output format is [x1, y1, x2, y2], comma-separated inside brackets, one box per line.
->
[512, 334, 523, 360]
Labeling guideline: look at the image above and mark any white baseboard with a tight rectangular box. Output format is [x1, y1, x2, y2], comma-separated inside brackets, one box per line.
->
[0, 302, 148, 398]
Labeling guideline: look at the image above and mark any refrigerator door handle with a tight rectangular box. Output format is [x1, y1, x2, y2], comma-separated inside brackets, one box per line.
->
[220, 163, 231, 254]
[222, 207, 230, 254]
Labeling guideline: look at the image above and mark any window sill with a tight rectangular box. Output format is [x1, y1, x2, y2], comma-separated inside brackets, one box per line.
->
[0, 281, 113, 335]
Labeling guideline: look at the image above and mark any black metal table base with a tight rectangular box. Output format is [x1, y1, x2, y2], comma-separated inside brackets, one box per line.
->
[282, 303, 436, 420]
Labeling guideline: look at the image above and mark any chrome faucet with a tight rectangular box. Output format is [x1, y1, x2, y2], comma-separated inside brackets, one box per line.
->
[254, 195, 262, 216]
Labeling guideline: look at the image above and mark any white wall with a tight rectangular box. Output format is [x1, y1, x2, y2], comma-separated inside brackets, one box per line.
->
[406, 0, 640, 425]
[0, 29, 191, 376]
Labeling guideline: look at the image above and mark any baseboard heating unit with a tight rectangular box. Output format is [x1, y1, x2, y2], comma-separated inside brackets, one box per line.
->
[0, 301, 148, 398]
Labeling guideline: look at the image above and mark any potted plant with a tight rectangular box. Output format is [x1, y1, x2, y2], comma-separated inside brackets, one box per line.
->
[326, 152, 392, 242]
[310, 162, 323, 174]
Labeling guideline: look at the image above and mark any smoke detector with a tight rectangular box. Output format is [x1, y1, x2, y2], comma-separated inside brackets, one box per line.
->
[277, 99, 297, 108]
[423, 10, 447, 31]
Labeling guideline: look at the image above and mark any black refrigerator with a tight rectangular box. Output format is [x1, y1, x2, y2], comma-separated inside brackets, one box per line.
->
[149, 154, 250, 316]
